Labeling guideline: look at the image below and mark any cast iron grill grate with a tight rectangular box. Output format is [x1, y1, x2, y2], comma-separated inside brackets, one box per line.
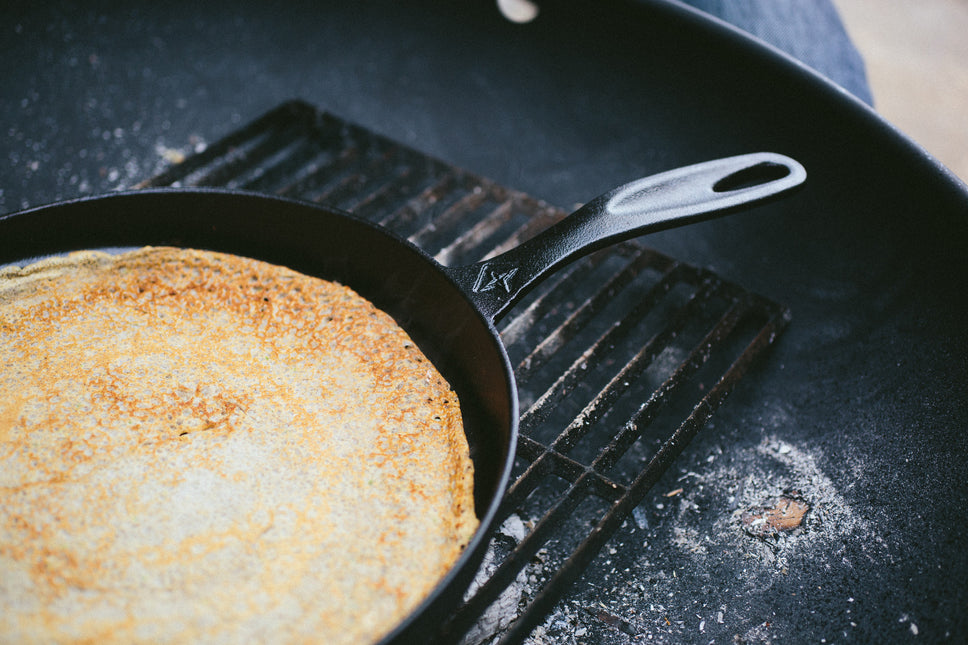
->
[142, 100, 790, 644]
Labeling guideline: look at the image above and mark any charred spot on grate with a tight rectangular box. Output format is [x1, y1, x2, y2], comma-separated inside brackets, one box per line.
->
[147, 100, 790, 645]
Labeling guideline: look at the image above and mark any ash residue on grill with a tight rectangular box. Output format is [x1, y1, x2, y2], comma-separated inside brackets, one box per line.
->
[521, 420, 890, 644]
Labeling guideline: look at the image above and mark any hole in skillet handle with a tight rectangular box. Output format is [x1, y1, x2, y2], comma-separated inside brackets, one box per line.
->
[712, 161, 793, 193]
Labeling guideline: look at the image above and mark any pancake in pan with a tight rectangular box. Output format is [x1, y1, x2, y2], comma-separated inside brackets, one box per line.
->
[0, 246, 477, 644]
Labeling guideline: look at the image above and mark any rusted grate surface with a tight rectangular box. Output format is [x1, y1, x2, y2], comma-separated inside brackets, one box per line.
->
[143, 100, 790, 644]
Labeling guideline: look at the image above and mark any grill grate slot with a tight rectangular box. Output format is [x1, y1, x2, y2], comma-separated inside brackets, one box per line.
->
[145, 100, 790, 644]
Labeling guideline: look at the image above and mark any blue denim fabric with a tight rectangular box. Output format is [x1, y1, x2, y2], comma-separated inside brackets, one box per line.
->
[676, 0, 873, 105]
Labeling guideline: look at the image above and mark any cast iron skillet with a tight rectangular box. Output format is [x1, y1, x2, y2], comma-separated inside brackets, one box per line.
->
[0, 152, 804, 643]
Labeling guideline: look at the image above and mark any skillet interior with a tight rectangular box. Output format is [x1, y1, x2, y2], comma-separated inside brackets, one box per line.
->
[0, 187, 517, 642]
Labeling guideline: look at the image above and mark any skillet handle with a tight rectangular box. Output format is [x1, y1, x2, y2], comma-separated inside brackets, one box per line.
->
[445, 152, 806, 323]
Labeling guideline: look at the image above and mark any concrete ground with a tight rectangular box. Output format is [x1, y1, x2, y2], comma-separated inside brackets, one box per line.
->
[834, 0, 968, 182]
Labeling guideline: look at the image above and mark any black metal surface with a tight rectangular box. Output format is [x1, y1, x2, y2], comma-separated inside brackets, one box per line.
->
[4, 0, 968, 642]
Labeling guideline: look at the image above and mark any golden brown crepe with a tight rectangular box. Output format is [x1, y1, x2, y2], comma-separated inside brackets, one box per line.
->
[0, 247, 477, 644]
